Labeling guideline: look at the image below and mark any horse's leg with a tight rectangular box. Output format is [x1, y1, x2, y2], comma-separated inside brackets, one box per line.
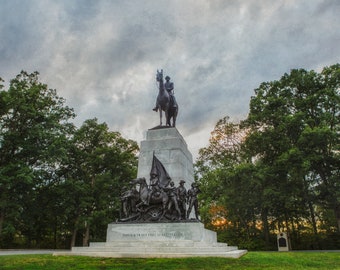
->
[173, 109, 178, 127]
[167, 114, 171, 127]
[165, 109, 169, 126]
[159, 107, 162, 126]
[164, 108, 170, 126]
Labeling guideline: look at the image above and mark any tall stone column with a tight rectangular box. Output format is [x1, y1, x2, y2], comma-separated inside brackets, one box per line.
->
[137, 127, 194, 188]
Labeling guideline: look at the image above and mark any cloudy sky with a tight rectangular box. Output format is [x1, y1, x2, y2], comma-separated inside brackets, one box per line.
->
[1, 0, 339, 160]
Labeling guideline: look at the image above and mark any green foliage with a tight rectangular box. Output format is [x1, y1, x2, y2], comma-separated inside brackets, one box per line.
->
[195, 64, 340, 250]
[195, 117, 247, 223]
[245, 64, 339, 234]
[60, 118, 138, 247]
[0, 71, 138, 249]
[0, 71, 75, 247]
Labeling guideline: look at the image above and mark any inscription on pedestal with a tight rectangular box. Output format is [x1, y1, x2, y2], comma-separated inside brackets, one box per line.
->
[122, 232, 184, 239]
[106, 222, 217, 243]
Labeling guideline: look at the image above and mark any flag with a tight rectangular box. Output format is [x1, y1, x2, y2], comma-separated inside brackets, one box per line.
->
[150, 154, 171, 188]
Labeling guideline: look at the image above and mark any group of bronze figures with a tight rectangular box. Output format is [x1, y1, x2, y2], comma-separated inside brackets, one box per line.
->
[119, 176, 200, 222]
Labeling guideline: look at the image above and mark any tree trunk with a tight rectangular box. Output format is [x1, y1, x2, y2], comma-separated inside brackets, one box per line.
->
[83, 222, 90, 247]
[284, 212, 292, 250]
[53, 216, 58, 249]
[308, 201, 320, 249]
[70, 228, 78, 248]
[70, 212, 82, 248]
[261, 208, 270, 248]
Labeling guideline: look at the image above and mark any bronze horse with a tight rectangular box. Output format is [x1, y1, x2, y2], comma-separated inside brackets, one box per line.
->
[155, 70, 178, 127]
[130, 177, 169, 212]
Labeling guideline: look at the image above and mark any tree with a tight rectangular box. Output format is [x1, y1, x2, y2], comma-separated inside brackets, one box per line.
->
[60, 118, 138, 247]
[0, 71, 139, 248]
[196, 64, 339, 250]
[244, 64, 339, 232]
[0, 71, 75, 247]
[195, 117, 245, 209]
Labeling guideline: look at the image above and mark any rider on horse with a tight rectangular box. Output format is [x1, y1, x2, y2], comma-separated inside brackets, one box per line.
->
[153, 75, 177, 112]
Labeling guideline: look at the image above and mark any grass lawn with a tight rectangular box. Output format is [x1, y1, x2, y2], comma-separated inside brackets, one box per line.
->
[0, 251, 339, 270]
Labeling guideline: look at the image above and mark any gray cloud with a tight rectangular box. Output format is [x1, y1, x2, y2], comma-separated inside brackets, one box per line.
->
[1, 0, 339, 159]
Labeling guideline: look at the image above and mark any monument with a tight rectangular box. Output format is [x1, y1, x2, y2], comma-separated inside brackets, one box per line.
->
[54, 70, 247, 258]
[277, 232, 290, 251]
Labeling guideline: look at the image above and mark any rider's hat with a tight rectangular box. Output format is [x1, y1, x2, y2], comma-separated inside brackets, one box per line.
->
[165, 76, 170, 80]
[179, 180, 185, 184]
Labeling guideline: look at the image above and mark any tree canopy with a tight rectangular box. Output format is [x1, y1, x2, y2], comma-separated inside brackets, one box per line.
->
[196, 64, 340, 250]
[0, 71, 138, 248]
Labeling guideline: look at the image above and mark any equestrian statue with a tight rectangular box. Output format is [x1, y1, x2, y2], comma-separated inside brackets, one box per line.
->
[153, 69, 178, 127]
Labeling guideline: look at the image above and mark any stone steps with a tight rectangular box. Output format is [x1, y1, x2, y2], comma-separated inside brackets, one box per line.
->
[53, 222, 247, 258]
[72, 244, 238, 254]
[61, 249, 247, 258]
[59, 239, 246, 258]
[55, 246, 246, 258]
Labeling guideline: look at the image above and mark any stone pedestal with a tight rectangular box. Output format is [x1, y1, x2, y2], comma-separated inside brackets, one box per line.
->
[54, 222, 247, 258]
[137, 127, 194, 187]
[106, 222, 217, 243]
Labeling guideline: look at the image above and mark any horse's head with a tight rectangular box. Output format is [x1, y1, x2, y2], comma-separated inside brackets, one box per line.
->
[156, 69, 163, 82]
[130, 177, 147, 186]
